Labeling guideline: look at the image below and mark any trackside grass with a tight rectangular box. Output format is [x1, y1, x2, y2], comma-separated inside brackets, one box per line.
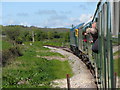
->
[2, 41, 73, 88]
[114, 58, 120, 77]
[114, 50, 120, 77]
[1, 40, 12, 51]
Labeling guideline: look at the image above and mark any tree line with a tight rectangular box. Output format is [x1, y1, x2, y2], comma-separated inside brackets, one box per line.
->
[2, 25, 70, 44]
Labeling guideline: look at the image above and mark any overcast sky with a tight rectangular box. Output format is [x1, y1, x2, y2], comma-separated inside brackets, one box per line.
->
[2, 1, 98, 28]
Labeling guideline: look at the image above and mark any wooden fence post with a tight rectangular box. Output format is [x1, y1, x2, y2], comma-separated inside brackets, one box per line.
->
[66, 74, 70, 90]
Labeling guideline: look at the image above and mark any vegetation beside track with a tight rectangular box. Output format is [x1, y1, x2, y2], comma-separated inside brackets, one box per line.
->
[2, 41, 73, 88]
[0, 40, 12, 51]
[114, 50, 120, 77]
[1, 25, 73, 88]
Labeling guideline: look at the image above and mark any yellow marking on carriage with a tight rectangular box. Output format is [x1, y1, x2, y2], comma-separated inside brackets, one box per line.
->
[75, 29, 78, 37]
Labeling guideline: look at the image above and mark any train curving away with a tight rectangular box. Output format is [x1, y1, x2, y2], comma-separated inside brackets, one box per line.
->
[70, 0, 119, 89]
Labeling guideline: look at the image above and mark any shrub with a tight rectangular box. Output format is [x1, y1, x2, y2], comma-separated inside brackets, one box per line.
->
[2, 46, 23, 66]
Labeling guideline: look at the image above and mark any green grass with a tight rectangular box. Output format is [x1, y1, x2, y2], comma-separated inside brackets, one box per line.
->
[1, 40, 12, 51]
[37, 51, 65, 58]
[23, 41, 65, 58]
[114, 58, 120, 77]
[42, 39, 69, 47]
[114, 50, 120, 56]
[114, 50, 120, 77]
[3, 40, 73, 88]
[112, 37, 120, 45]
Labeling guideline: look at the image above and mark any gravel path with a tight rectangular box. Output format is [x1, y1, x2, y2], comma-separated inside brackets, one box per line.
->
[44, 46, 96, 88]
[113, 45, 120, 53]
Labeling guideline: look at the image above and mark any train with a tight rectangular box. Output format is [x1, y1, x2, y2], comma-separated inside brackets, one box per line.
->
[70, 0, 119, 89]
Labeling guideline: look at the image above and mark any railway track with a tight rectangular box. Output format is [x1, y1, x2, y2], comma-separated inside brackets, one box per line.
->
[44, 45, 96, 88]
[44, 45, 120, 88]
[44, 45, 73, 53]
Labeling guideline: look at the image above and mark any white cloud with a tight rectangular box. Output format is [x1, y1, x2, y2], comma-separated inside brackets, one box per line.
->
[7, 20, 15, 25]
[69, 17, 77, 21]
[36, 10, 57, 15]
[39, 14, 68, 28]
[3, 20, 31, 26]
[40, 18, 69, 28]
[69, 17, 80, 26]
[79, 14, 92, 23]
[40, 13, 93, 28]
[49, 15, 68, 20]
[20, 22, 31, 26]
[67, 14, 92, 27]
[3, 13, 93, 28]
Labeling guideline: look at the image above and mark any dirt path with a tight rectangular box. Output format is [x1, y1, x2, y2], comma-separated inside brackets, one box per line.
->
[44, 46, 96, 88]
[113, 45, 120, 53]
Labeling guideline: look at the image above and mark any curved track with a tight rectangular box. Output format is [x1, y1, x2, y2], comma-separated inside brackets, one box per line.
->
[44, 45, 97, 88]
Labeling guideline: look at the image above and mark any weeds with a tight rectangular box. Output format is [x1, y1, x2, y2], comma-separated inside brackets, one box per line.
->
[2, 41, 73, 88]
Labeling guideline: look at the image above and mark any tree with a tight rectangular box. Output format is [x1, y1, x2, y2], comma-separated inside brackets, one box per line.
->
[6, 29, 20, 41]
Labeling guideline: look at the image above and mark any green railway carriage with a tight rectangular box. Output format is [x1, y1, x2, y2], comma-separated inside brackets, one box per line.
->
[70, 0, 119, 89]
[70, 23, 84, 54]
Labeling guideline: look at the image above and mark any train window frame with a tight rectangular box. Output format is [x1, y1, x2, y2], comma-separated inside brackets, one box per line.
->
[104, 3, 108, 37]
[98, 11, 102, 36]
[102, 3, 105, 37]
[111, 1, 119, 38]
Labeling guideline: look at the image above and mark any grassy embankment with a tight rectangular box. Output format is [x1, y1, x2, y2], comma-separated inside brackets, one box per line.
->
[112, 37, 120, 77]
[1, 40, 12, 51]
[114, 50, 120, 77]
[2, 39, 73, 88]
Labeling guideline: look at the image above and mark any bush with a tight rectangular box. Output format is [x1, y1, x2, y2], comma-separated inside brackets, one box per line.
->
[2, 46, 23, 66]
[15, 37, 23, 44]
[5, 29, 20, 41]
